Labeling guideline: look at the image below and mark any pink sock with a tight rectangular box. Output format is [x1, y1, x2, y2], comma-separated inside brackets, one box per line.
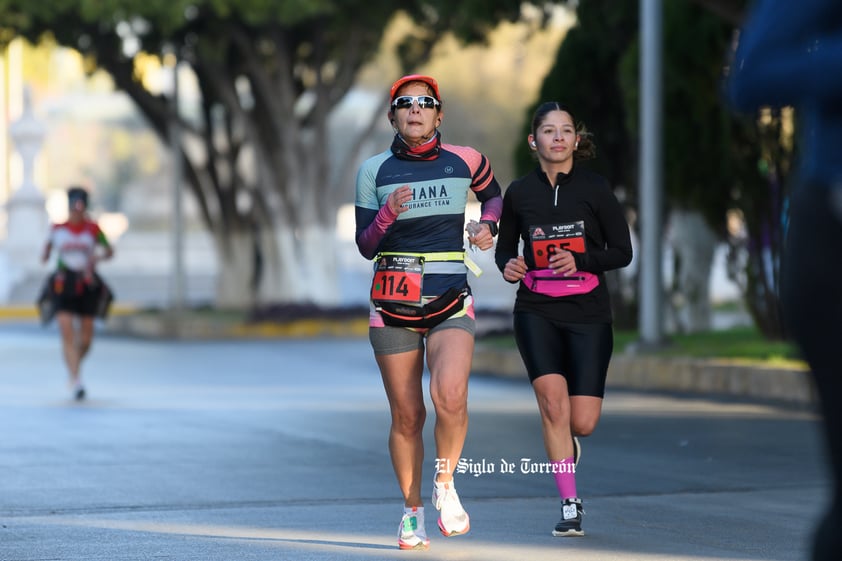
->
[551, 458, 577, 499]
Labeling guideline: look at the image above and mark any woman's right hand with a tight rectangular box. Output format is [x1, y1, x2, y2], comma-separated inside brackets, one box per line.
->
[503, 255, 527, 282]
[387, 185, 413, 215]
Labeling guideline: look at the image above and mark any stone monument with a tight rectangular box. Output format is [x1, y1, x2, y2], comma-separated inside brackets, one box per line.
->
[0, 85, 49, 303]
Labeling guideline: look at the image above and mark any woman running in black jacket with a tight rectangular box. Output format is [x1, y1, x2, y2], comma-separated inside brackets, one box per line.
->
[495, 102, 632, 537]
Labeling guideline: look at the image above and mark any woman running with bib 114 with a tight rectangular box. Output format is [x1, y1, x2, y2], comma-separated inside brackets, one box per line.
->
[355, 75, 502, 550]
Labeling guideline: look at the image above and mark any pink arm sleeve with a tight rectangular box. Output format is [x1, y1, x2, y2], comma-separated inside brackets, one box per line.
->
[479, 196, 503, 224]
[356, 203, 398, 260]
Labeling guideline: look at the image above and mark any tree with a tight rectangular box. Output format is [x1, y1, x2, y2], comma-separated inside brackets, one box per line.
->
[0, 0, 531, 308]
[627, 0, 788, 338]
[692, 0, 792, 338]
[617, 2, 747, 333]
[724, 107, 791, 339]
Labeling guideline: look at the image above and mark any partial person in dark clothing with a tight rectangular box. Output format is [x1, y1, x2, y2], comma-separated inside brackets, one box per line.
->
[495, 102, 632, 537]
[728, 2, 842, 559]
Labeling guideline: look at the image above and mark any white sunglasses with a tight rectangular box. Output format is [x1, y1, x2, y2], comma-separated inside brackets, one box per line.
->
[391, 95, 441, 110]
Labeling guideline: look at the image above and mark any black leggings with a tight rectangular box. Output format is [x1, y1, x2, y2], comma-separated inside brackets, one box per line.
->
[781, 182, 842, 561]
[513, 311, 613, 397]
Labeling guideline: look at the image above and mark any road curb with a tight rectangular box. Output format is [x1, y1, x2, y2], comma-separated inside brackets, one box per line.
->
[472, 345, 816, 406]
[0, 305, 139, 321]
[103, 313, 370, 339]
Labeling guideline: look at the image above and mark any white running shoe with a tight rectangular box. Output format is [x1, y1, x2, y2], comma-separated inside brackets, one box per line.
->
[397, 506, 430, 550]
[432, 479, 470, 537]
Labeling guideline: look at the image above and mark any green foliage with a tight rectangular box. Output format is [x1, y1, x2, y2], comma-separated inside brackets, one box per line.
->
[0, 0, 527, 99]
[616, 2, 745, 234]
[626, 325, 802, 365]
[660, 3, 740, 234]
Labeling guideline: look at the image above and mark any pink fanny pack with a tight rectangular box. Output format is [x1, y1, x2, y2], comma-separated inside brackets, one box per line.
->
[524, 269, 599, 297]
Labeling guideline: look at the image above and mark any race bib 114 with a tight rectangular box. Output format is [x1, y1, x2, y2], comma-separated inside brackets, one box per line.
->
[371, 254, 424, 304]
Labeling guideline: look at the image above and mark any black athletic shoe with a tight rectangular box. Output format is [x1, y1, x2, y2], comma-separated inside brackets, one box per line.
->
[552, 497, 584, 537]
[573, 436, 582, 467]
[74, 387, 86, 401]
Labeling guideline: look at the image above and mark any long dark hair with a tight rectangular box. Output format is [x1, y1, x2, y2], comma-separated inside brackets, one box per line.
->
[530, 102, 596, 160]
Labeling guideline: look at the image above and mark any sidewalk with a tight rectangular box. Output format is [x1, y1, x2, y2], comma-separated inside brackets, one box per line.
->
[471, 345, 815, 407]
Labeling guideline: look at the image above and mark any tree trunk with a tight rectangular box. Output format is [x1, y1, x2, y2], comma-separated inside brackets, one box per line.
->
[214, 230, 259, 309]
[253, 223, 341, 306]
[666, 208, 718, 333]
[211, 222, 342, 307]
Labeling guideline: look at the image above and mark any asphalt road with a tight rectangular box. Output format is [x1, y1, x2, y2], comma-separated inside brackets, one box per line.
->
[0, 322, 831, 560]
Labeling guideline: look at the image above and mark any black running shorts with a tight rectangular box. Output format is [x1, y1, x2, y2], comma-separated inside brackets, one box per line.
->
[53, 270, 100, 317]
[513, 311, 613, 397]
